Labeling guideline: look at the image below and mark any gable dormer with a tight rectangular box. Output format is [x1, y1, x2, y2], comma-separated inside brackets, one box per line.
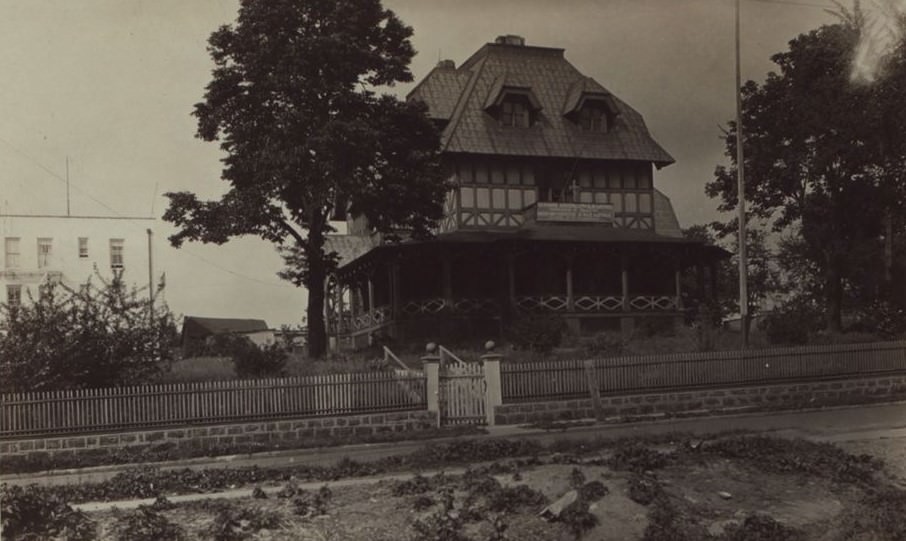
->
[563, 78, 619, 133]
[484, 80, 543, 128]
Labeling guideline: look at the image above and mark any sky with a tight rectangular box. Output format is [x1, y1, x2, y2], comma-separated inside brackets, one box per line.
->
[0, 0, 840, 327]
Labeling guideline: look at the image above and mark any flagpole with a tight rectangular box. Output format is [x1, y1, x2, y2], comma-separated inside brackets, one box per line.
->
[736, 0, 749, 348]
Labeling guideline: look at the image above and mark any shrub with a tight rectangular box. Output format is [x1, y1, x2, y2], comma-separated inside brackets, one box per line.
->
[0, 484, 97, 541]
[226, 336, 287, 378]
[720, 514, 805, 541]
[608, 443, 671, 473]
[0, 273, 177, 392]
[506, 315, 568, 353]
[851, 300, 906, 339]
[411, 488, 469, 541]
[759, 297, 823, 345]
[112, 505, 186, 541]
[557, 499, 599, 539]
[208, 504, 282, 541]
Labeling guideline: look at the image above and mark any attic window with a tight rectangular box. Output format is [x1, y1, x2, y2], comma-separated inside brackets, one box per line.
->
[578, 101, 610, 132]
[501, 95, 532, 128]
[485, 85, 542, 128]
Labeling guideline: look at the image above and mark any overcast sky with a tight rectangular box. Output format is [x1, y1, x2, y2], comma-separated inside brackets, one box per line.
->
[0, 0, 838, 327]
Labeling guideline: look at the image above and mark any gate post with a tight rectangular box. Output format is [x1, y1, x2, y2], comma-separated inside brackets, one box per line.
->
[421, 343, 441, 427]
[480, 341, 503, 426]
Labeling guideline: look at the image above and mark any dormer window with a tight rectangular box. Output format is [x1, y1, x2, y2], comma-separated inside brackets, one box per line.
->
[485, 83, 542, 129]
[577, 101, 609, 132]
[563, 80, 620, 134]
[501, 96, 531, 128]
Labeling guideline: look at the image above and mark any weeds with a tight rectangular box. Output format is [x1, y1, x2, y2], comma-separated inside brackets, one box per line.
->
[112, 505, 185, 541]
[0, 484, 97, 541]
[208, 503, 282, 541]
[719, 514, 805, 541]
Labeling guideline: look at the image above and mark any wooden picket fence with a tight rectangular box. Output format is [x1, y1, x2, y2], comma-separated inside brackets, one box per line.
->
[0, 371, 426, 439]
[502, 341, 906, 403]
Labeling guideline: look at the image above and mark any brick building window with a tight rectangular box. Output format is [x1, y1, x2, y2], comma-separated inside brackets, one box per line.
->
[4, 237, 20, 268]
[6, 285, 21, 308]
[37, 238, 52, 269]
[110, 239, 124, 269]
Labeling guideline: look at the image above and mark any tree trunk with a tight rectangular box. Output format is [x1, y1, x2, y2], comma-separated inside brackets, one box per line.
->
[306, 258, 328, 358]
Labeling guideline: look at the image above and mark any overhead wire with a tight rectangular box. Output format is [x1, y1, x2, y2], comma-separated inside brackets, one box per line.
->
[0, 136, 296, 289]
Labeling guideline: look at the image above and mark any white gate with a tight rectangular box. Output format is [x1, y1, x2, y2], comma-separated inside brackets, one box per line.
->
[439, 362, 487, 426]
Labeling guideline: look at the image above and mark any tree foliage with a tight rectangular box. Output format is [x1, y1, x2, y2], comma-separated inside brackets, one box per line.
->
[0, 274, 177, 392]
[707, 14, 906, 331]
[163, 0, 447, 357]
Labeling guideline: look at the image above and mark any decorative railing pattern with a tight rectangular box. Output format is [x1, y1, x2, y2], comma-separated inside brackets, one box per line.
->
[0, 372, 427, 439]
[351, 305, 391, 331]
[574, 295, 624, 312]
[515, 295, 569, 312]
[452, 298, 500, 314]
[501, 341, 906, 403]
[401, 298, 447, 316]
[629, 295, 677, 311]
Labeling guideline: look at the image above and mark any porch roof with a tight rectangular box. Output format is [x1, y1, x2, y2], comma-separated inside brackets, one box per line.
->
[335, 227, 729, 275]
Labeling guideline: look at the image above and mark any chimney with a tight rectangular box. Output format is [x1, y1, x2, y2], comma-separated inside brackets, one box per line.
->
[436, 59, 456, 69]
[495, 35, 525, 46]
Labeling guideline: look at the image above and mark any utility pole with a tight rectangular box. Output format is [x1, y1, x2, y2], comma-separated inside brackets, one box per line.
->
[65, 156, 71, 217]
[736, 0, 750, 348]
[147, 228, 154, 316]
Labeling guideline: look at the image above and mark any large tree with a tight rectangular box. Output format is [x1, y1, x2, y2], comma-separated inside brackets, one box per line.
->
[707, 15, 906, 332]
[164, 0, 447, 357]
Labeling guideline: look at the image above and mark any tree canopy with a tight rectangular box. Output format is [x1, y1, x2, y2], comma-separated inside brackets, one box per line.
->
[163, 0, 447, 357]
[707, 13, 906, 331]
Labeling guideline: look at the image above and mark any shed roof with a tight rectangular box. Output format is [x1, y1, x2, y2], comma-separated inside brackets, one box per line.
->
[182, 316, 269, 340]
[407, 40, 674, 166]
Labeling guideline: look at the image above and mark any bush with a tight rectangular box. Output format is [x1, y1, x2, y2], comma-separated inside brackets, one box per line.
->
[0, 484, 97, 541]
[232, 340, 288, 379]
[759, 297, 823, 345]
[112, 505, 186, 541]
[506, 315, 568, 353]
[851, 300, 906, 339]
[720, 514, 805, 541]
[0, 273, 177, 392]
[208, 504, 282, 541]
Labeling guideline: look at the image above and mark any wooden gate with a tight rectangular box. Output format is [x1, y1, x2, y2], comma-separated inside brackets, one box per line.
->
[439, 362, 487, 426]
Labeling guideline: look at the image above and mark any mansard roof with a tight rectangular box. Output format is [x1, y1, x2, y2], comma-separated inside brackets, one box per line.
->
[407, 38, 674, 167]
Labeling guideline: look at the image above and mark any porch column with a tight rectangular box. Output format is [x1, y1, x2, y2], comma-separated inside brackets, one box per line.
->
[709, 260, 719, 299]
[506, 253, 516, 305]
[390, 262, 400, 318]
[441, 255, 453, 308]
[349, 281, 358, 323]
[367, 274, 375, 314]
[336, 281, 345, 333]
[621, 253, 630, 312]
[697, 264, 708, 300]
[565, 254, 575, 311]
[674, 263, 683, 310]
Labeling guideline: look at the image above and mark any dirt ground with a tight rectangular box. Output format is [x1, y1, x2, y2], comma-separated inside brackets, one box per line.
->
[82, 438, 904, 541]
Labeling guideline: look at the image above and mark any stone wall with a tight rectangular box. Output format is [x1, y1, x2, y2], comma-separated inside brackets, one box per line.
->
[494, 374, 906, 425]
[0, 410, 435, 464]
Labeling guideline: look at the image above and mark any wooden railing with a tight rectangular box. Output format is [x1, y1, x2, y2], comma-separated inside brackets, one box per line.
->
[0, 371, 427, 439]
[501, 341, 906, 403]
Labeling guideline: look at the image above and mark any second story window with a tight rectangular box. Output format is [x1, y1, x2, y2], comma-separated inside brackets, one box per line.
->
[4, 237, 20, 269]
[79, 237, 89, 258]
[37, 238, 52, 269]
[110, 238, 124, 269]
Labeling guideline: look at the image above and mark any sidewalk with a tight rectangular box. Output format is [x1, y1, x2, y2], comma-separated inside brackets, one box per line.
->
[3, 401, 905, 490]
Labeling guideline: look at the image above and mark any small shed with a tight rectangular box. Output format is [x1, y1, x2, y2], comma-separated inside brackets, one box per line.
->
[181, 316, 273, 349]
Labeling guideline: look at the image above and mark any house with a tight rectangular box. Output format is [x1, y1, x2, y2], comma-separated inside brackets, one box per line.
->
[326, 35, 727, 349]
[1, 213, 159, 312]
[181, 316, 275, 350]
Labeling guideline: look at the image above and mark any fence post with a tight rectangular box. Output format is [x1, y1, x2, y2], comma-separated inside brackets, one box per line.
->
[481, 340, 503, 426]
[422, 343, 442, 427]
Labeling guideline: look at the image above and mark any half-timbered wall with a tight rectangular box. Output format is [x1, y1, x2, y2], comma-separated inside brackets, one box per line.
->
[449, 157, 656, 231]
